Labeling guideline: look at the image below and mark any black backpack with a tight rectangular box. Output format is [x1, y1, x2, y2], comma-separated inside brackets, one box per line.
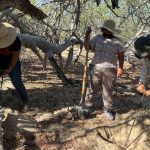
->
[134, 34, 150, 59]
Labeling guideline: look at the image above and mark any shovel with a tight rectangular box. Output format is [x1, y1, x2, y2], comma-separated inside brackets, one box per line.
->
[80, 27, 91, 106]
[70, 27, 92, 120]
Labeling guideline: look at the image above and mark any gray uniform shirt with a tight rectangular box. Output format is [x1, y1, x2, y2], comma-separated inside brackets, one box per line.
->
[90, 34, 125, 69]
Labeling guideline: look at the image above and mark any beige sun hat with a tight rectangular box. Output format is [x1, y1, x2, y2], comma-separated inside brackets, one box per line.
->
[0, 22, 17, 49]
[101, 20, 121, 34]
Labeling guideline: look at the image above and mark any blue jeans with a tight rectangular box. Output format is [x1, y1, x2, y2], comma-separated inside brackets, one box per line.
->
[8, 60, 28, 104]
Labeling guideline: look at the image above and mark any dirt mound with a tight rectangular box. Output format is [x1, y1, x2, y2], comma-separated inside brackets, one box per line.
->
[2, 107, 150, 150]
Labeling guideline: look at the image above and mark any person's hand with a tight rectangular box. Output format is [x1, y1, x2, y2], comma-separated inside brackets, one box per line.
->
[117, 68, 123, 78]
[4, 68, 12, 74]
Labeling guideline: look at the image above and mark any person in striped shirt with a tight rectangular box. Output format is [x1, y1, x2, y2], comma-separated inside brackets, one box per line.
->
[84, 20, 125, 120]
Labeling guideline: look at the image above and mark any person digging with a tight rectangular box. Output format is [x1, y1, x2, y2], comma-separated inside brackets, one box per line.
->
[0, 22, 29, 112]
[134, 35, 150, 97]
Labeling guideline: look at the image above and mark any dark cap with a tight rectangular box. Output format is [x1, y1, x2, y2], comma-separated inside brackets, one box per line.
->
[134, 35, 150, 59]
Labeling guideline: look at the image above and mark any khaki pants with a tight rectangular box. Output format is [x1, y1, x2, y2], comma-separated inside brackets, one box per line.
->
[85, 64, 117, 110]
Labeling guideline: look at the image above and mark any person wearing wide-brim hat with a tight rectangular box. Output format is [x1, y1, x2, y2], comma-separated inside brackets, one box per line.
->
[82, 19, 125, 120]
[0, 22, 29, 111]
[100, 19, 121, 34]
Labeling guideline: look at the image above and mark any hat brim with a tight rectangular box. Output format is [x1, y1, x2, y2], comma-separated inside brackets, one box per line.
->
[0, 23, 17, 49]
[101, 26, 121, 34]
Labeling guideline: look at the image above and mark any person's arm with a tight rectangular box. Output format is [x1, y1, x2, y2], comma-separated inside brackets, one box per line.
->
[4, 50, 20, 73]
[4, 37, 21, 73]
[139, 58, 149, 84]
[4, 51, 20, 73]
[117, 52, 124, 78]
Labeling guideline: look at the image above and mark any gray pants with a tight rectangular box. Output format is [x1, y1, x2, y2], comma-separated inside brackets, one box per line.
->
[85, 65, 117, 110]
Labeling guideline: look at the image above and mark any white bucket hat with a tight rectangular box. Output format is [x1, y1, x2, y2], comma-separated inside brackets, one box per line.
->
[0, 22, 17, 49]
[101, 20, 121, 34]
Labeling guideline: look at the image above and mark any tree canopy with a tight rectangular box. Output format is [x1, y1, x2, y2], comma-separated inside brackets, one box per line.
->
[0, 0, 149, 48]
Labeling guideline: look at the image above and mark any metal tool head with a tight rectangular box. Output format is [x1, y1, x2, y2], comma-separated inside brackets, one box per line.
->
[69, 105, 90, 120]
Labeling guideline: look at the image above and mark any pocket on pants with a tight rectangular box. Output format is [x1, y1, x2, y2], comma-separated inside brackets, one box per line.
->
[105, 68, 117, 80]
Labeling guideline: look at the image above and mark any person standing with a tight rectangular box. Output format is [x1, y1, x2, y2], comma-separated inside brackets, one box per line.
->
[134, 35, 150, 96]
[136, 57, 150, 96]
[0, 22, 29, 111]
[83, 20, 125, 120]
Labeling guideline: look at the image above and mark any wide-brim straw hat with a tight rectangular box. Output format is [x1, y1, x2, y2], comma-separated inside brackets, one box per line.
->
[0, 22, 17, 49]
[100, 20, 121, 34]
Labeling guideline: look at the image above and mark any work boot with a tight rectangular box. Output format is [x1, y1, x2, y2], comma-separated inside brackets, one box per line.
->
[19, 102, 29, 113]
[145, 90, 150, 97]
[104, 109, 115, 120]
[22, 104, 29, 113]
[136, 84, 145, 94]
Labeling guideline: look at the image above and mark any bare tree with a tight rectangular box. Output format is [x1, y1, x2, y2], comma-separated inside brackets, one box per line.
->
[0, 0, 47, 20]
[18, 33, 80, 85]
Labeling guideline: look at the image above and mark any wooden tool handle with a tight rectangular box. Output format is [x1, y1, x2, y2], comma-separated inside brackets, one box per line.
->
[80, 27, 92, 105]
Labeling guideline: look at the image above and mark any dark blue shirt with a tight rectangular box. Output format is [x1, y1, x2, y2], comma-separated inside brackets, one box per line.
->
[0, 36, 21, 70]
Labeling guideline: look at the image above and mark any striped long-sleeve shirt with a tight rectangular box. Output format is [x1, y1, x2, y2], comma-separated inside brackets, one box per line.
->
[90, 34, 125, 69]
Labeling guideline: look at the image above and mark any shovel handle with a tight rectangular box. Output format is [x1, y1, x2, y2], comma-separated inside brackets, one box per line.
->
[80, 27, 92, 105]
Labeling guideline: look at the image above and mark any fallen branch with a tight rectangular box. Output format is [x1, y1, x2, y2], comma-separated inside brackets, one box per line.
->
[96, 129, 114, 144]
